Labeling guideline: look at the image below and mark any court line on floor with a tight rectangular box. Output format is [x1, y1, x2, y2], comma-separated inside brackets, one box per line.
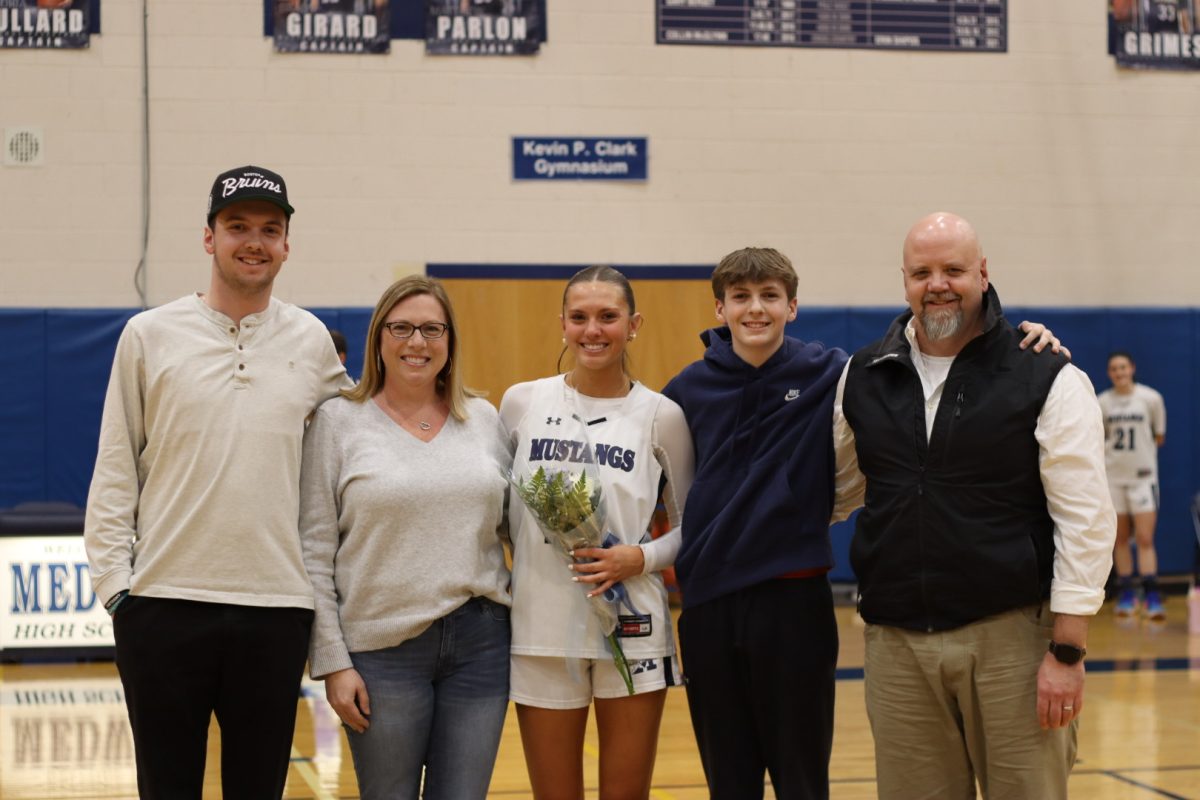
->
[835, 656, 1200, 681]
[1096, 770, 1195, 799]
[290, 746, 336, 800]
[1089, 657, 1200, 673]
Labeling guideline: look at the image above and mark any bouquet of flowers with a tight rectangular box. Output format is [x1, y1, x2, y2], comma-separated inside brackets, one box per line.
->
[508, 464, 637, 695]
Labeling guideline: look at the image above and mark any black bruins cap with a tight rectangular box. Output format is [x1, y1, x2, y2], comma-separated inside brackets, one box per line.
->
[207, 165, 295, 222]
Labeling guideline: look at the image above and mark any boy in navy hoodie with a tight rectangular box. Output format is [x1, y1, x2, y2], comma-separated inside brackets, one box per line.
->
[664, 247, 1063, 799]
[663, 247, 858, 800]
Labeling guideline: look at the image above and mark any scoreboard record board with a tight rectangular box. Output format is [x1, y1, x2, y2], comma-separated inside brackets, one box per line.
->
[657, 0, 1007, 52]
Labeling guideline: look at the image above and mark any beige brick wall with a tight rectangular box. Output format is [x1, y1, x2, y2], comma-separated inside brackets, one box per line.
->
[1, 0, 1196, 308]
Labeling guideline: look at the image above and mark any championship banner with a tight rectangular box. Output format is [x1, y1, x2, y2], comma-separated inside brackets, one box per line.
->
[657, 0, 1006, 52]
[1109, 0, 1200, 69]
[274, 0, 390, 54]
[0, 0, 90, 49]
[426, 0, 541, 55]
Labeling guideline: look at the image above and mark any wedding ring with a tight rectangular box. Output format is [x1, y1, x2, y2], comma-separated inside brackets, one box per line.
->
[1063, 706, 1074, 711]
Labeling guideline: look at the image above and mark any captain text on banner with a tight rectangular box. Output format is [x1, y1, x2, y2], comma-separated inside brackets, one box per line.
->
[426, 0, 541, 55]
[0, 0, 89, 49]
[274, 0, 390, 54]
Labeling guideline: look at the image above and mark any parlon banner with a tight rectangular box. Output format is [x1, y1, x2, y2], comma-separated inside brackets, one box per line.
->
[1109, 0, 1200, 69]
[0, 0, 90, 49]
[426, 0, 541, 55]
[274, 0, 390, 54]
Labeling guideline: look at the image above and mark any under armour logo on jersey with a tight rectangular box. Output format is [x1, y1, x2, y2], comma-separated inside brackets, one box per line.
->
[546, 416, 561, 425]
[784, 389, 800, 401]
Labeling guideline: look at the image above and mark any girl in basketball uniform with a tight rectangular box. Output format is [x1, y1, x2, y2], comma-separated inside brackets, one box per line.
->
[1099, 351, 1168, 619]
[500, 266, 695, 799]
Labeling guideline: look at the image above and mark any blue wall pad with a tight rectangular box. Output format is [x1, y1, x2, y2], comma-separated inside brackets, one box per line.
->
[2, 306, 1196, 581]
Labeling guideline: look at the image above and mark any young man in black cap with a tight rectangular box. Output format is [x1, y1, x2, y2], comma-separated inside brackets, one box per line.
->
[85, 166, 348, 799]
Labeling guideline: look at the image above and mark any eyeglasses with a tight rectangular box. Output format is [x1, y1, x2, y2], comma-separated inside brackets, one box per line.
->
[383, 321, 449, 340]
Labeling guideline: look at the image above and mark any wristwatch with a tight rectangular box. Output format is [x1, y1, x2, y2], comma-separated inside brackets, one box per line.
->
[1048, 640, 1086, 665]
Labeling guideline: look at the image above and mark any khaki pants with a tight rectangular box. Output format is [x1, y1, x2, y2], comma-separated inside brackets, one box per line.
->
[864, 603, 1077, 800]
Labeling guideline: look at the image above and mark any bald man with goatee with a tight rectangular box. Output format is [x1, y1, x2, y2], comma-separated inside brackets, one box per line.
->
[833, 212, 1116, 799]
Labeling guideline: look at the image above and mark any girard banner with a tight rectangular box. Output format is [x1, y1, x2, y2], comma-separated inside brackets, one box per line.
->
[274, 0, 390, 54]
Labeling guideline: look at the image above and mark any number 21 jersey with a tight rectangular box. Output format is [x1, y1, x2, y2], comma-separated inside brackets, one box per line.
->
[1098, 383, 1166, 484]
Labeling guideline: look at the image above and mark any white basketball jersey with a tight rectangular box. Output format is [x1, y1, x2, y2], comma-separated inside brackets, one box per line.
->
[1098, 383, 1165, 484]
[507, 376, 674, 660]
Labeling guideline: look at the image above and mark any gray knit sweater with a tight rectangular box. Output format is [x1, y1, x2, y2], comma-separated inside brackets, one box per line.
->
[299, 395, 512, 679]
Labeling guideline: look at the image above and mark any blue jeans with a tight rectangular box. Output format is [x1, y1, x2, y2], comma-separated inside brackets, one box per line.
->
[346, 597, 511, 800]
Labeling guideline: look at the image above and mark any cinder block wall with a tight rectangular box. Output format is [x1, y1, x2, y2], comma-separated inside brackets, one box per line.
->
[3, 0, 1197, 308]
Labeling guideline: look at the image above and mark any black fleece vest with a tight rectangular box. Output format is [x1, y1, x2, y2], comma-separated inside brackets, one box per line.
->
[843, 306, 1068, 632]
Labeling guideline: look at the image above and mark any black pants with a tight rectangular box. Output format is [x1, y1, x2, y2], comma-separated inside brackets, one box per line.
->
[678, 577, 838, 800]
[113, 596, 314, 800]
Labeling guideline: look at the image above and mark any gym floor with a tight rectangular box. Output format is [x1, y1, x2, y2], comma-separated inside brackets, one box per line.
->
[2, 601, 1197, 799]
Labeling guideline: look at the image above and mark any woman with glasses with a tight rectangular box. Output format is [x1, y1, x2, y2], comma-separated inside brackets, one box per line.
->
[500, 265, 695, 799]
[299, 276, 511, 800]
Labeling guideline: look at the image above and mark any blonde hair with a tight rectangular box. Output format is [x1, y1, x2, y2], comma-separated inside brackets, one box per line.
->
[343, 275, 480, 421]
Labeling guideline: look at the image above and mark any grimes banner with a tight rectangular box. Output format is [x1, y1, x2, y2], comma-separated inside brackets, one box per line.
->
[274, 0, 390, 54]
[0, 0, 90, 49]
[1109, 0, 1200, 69]
[426, 0, 541, 55]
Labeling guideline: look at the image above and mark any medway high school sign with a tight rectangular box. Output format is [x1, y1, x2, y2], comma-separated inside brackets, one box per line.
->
[1, 535, 112, 652]
[512, 137, 648, 181]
